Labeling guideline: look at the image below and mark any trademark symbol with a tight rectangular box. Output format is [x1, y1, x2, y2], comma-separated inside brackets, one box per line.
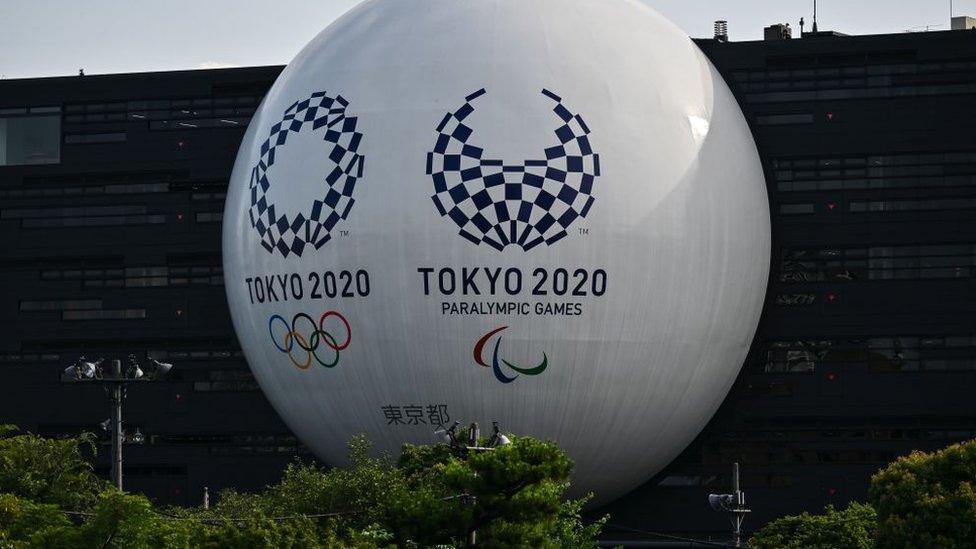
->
[578, 227, 589, 236]
[340, 230, 350, 237]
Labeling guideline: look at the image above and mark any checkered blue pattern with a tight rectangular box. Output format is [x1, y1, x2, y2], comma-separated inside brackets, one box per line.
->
[248, 91, 364, 257]
[426, 89, 600, 251]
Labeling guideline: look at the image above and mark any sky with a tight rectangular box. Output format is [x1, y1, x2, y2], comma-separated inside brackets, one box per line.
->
[0, 0, 971, 79]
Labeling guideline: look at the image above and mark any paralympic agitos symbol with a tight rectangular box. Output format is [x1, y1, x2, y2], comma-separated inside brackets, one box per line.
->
[473, 326, 548, 384]
[268, 311, 351, 370]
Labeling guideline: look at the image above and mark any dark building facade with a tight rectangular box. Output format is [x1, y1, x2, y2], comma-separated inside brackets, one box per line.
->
[1, 27, 975, 540]
[0, 66, 297, 504]
[603, 28, 976, 540]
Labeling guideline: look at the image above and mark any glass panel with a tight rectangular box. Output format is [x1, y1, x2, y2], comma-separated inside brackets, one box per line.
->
[0, 115, 61, 166]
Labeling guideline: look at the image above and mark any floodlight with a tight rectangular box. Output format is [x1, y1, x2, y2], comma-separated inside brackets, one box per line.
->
[488, 421, 511, 447]
[148, 358, 173, 380]
[708, 493, 733, 512]
[131, 428, 145, 444]
[61, 364, 78, 382]
[434, 420, 461, 443]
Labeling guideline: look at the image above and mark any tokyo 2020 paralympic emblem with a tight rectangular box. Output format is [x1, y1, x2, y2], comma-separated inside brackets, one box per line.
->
[247, 91, 365, 257]
[426, 89, 601, 251]
[268, 311, 352, 370]
[473, 326, 548, 384]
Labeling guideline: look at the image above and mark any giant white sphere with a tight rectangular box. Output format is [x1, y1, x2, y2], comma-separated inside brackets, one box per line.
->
[223, 0, 770, 503]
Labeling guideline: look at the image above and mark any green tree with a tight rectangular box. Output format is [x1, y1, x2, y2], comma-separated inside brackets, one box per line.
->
[0, 492, 72, 546]
[0, 425, 603, 548]
[749, 502, 876, 549]
[211, 434, 404, 544]
[0, 426, 104, 510]
[394, 427, 602, 547]
[869, 438, 976, 548]
[215, 430, 604, 547]
[550, 495, 606, 549]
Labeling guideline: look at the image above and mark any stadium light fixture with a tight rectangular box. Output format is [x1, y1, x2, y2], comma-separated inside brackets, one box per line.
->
[126, 356, 144, 380]
[61, 354, 174, 490]
[434, 420, 461, 444]
[434, 420, 512, 454]
[62, 356, 103, 382]
[147, 358, 173, 380]
[487, 421, 511, 447]
[130, 428, 146, 445]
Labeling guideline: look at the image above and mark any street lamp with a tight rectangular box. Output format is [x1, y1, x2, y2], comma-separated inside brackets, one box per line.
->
[61, 354, 173, 490]
[707, 462, 751, 547]
[433, 420, 511, 547]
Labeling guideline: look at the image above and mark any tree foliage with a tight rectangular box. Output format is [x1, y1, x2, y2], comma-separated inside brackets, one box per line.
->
[0, 492, 72, 546]
[392, 428, 585, 546]
[869, 438, 976, 548]
[750, 438, 976, 549]
[0, 427, 604, 548]
[749, 502, 876, 549]
[213, 429, 604, 547]
[0, 425, 104, 510]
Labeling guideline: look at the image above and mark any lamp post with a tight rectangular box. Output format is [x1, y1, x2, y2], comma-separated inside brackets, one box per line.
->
[707, 462, 751, 547]
[434, 420, 511, 546]
[61, 354, 173, 490]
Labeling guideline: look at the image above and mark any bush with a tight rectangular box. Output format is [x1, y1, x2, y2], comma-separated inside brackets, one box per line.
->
[749, 502, 876, 549]
[869, 438, 976, 548]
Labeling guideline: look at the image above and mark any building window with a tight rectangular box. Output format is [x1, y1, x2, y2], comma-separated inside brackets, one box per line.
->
[779, 243, 976, 282]
[738, 59, 976, 105]
[64, 96, 259, 132]
[20, 299, 102, 311]
[0, 107, 61, 166]
[779, 203, 815, 215]
[765, 340, 843, 373]
[762, 335, 976, 373]
[774, 293, 817, 306]
[771, 151, 976, 192]
[195, 212, 223, 223]
[0, 170, 190, 199]
[64, 132, 127, 144]
[850, 197, 976, 213]
[62, 309, 146, 321]
[41, 262, 223, 288]
[1, 205, 165, 228]
[754, 113, 814, 126]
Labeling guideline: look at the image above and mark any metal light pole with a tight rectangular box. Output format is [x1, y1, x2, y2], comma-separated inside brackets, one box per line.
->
[433, 420, 512, 547]
[707, 462, 752, 547]
[62, 354, 173, 490]
[108, 360, 124, 489]
[730, 463, 749, 547]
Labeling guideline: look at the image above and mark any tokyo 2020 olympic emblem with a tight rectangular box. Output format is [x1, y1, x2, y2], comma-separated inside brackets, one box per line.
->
[268, 311, 352, 370]
[426, 89, 601, 251]
[248, 92, 365, 257]
[473, 326, 548, 384]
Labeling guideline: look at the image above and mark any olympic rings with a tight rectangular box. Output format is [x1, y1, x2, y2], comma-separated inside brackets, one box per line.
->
[267, 310, 352, 370]
[319, 310, 351, 350]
